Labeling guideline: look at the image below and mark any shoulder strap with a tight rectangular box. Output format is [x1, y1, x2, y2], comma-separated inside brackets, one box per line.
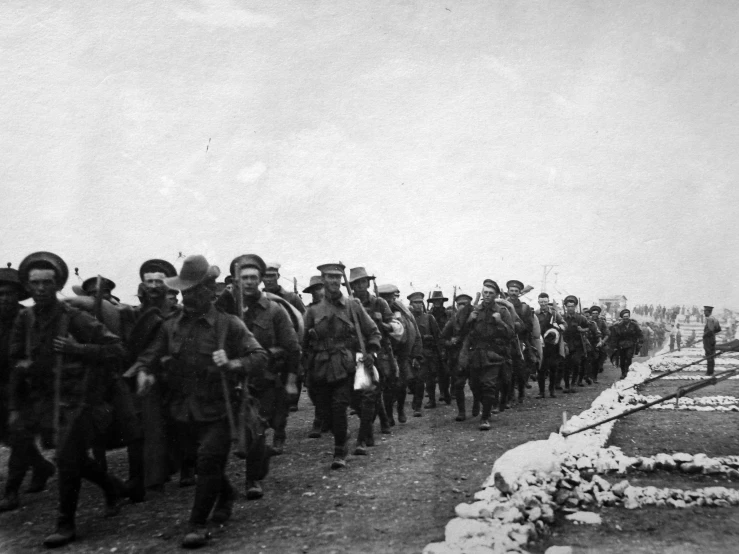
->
[216, 312, 229, 351]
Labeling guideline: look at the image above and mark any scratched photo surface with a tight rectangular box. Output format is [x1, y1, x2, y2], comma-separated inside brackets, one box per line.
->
[2, 0, 737, 307]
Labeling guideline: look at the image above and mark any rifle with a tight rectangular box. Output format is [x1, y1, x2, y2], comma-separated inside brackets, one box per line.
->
[230, 272, 247, 459]
[451, 286, 457, 314]
[293, 277, 298, 296]
[562, 365, 739, 437]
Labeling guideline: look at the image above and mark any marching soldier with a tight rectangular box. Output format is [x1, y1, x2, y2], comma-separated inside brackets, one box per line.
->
[588, 306, 610, 382]
[428, 290, 452, 404]
[505, 280, 541, 404]
[302, 263, 381, 469]
[609, 308, 643, 379]
[349, 267, 402, 449]
[262, 262, 307, 314]
[130, 255, 268, 548]
[461, 279, 514, 430]
[703, 306, 721, 376]
[6, 252, 127, 548]
[535, 293, 565, 398]
[377, 284, 423, 424]
[408, 292, 442, 414]
[227, 254, 300, 498]
[302, 276, 326, 438]
[440, 292, 476, 420]
[561, 296, 590, 393]
[578, 308, 601, 386]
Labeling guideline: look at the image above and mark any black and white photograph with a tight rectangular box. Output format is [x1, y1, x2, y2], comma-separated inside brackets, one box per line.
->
[1, 1, 739, 552]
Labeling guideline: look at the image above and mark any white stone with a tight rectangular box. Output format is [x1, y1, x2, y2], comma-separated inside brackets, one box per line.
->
[545, 547, 573, 554]
[672, 452, 694, 464]
[565, 511, 602, 525]
[611, 480, 630, 497]
[591, 475, 611, 491]
[576, 456, 593, 470]
[638, 457, 656, 471]
[526, 506, 542, 522]
[488, 436, 564, 493]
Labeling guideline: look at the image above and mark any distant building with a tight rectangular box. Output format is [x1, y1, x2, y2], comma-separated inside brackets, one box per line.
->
[598, 295, 627, 316]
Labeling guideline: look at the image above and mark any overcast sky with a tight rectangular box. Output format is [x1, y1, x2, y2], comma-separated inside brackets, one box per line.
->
[2, 0, 737, 308]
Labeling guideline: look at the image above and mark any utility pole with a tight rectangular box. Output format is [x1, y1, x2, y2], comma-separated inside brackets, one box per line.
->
[541, 265, 556, 293]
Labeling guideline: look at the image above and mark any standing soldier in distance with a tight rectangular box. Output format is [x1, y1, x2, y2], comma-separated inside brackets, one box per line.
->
[561, 296, 590, 393]
[609, 308, 643, 379]
[504, 280, 541, 404]
[302, 263, 381, 469]
[408, 292, 441, 414]
[703, 305, 721, 376]
[535, 293, 565, 398]
[302, 276, 327, 438]
[428, 290, 452, 405]
[588, 306, 610, 382]
[130, 255, 268, 548]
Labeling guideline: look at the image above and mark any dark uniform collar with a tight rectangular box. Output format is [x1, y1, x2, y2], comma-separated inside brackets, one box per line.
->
[182, 303, 218, 326]
[324, 292, 346, 307]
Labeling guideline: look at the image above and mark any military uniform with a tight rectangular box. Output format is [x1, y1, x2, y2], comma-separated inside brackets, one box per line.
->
[505, 287, 539, 403]
[303, 263, 381, 468]
[609, 309, 644, 378]
[133, 255, 268, 547]
[588, 306, 610, 381]
[535, 301, 565, 397]
[429, 290, 452, 404]
[409, 293, 442, 412]
[460, 286, 514, 428]
[440, 297, 477, 419]
[8, 252, 127, 547]
[562, 296, 590, 392]
[703, 307, 721, 376]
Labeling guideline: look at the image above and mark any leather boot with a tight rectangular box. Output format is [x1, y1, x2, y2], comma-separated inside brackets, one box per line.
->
[308, 421, 322, 439]
[210, 477, 235, 522]
[181, 526, 211, 549]
[43, 518, 76, 548]
[471, 399, 480, 417]
[396, 390, 407, 423]
[455, 396, 466, 422]
[245, 479, 263, 500]
[383, 392, 395, 427]
[27, 457, 56, 494]
[377, 397, 391, 434]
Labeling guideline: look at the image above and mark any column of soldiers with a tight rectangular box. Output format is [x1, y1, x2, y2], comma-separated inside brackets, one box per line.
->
[0, 252, 653, 549]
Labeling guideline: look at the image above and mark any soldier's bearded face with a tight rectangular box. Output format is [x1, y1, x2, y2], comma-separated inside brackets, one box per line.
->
[143, 272, 167, 300]
[240, 268, 262, 297]
[0, 284, 19, 315]
[27, 269, 58, 306]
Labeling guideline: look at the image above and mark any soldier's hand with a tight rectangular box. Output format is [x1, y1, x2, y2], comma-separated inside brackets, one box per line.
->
[212, 349, 230, 368]
[492, 312, 501, 322]
[137, 371, 155, 396]
[15, 359, 33, 373]
[469, 310, 479, 321]
[53, 335, 82, 354]
[285, 373, 299, 399]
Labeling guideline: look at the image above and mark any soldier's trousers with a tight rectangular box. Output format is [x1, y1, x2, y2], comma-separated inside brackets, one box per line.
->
[427, 351, 451, 402]
[596, 348, 607, 375]
[537, 350, 561, 394]
[564, 350, 584, 388]
[421, 354, 440, 407]
[391, 356, 412, 418]
[704, 342, 716, 375]
[256, 381, 289, 442]
[619, 347, 635, 378]
[175, 417, 232, 527]
[351, 385, 378, 444]
[411, 359, 430, 411]
[55, 405, 120, 530]
[5, 415, 52, 495]
[313, 378, 352, 456]
[469, 362, 504, 418]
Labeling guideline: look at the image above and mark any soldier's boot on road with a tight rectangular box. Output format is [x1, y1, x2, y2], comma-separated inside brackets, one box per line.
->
[181, 527, 211, 549]
[211, 478, 235, 523]
[331, 443, 348, 470]
[471, 398, 481, 417]
[536, 377, 546, 399]
[517, 380, 526, 403]
[439, 374, 452, 404]
[455, 397, 466, 421]
[0, 491, 19, 513]
[43, 514, 76, 548]
[424, 382, 437, 409]
[245, 480, 264, 500]
[187, 474, 223, 543]
[396, 389, 408, 422]
[308, 421, 322, 439]
[45, 472, 79, 548]
[377, 397, 392, 435]
[27, 457, 56, 494]
[479, 399, 493, 430]
[124, 439, 145, 503]
[272, 437, 285, 456]
[382, 391, 395, 427]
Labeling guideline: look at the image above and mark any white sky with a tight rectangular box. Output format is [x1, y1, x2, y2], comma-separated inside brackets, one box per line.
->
[2, 0, 738, 309]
